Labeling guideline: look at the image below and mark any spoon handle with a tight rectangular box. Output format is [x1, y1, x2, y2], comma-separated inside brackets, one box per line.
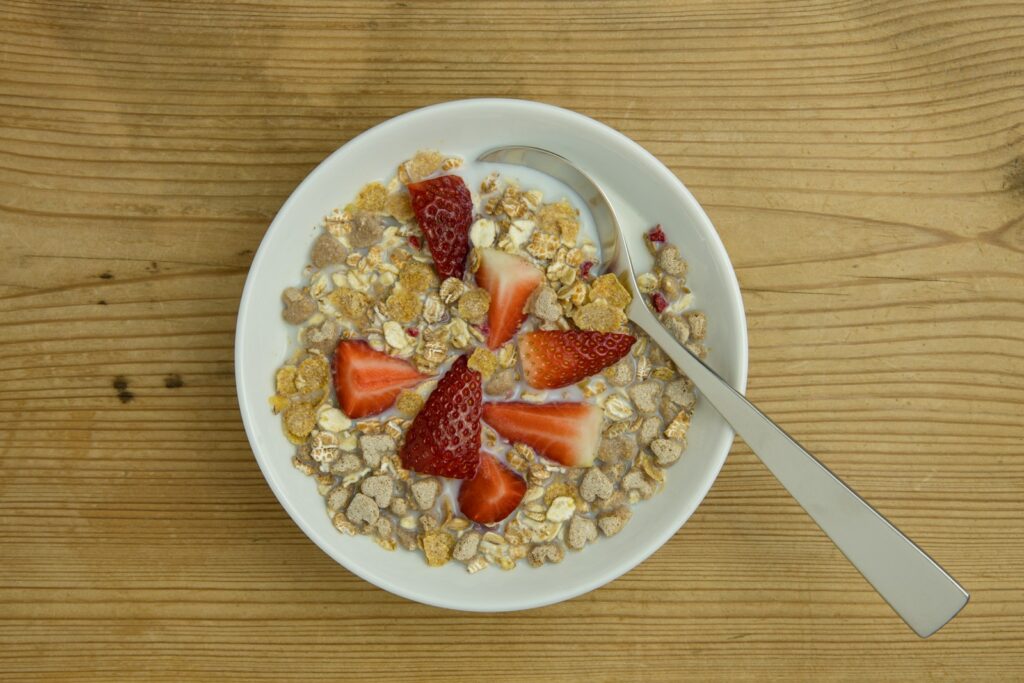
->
[629, 305, 969, 637]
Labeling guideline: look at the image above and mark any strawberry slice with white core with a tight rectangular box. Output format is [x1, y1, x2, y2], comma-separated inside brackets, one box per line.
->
[474, 248, 544, 349]
[333, 340, 427, 419]
[482, 402, 603, 467]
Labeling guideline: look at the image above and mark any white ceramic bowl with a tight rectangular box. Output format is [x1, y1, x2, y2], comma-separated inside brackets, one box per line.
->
[235, 98, 748, 611]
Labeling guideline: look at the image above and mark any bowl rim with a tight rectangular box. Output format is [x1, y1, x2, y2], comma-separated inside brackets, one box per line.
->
[235, 97, 748, 611]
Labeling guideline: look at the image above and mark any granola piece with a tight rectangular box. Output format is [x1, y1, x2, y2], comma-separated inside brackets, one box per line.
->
[686, 311, 707, 340]
[526, 231, 560, 260]
[527, 543, 565, 567]
[401, 149, 444, 183]
[420, 530, 455, 567]
[638, 415, 663, 446]
[374, 516, 396, 550]
[536, 200, 579, 245]
[579, 467, 614, 502]
[572, 302, 626, 332]
[359, 475, 394, 508]
[332, 511, 358, 535]
[354, 182, 387, 213]
[628, 381, 661, 415]
[485, 368, 517, 396]
[499, 185, 529, 219]
[310, 430, 341, 464]
[385, 288, 423, 324]
[506, 219, 535, 248]
[528, 285, 562, 323]
[650, 438, 684, 465]
[329, 287, 372, 321]
[357, 433, 394, 469]
[332, 452, 362, 474]
[411, 478, 441, 510]
[469, 219, 497, 248]
[598, 434, 638, 463]
[282, 287, 317, 324]
[310, 234, 347, 269]
[546, 496, 577, 522]
[348, 210, 385, 247]
[466, 555, 489, 574]
[283, 403, 316, 442]
[657, 244, 687, 277]
[295, 356, 330, 393]
[395, 389, 424, 416]
[601, 393, 635, 422]
[665, 409, 691, 440]
[439, 277, 466, 304]
[389, 497, 409, 516]
[346, 492, 380, 526]
[589, 274, 632, 310]
[661, 275, 682, 299]
[396, 526, 418, 550]
[302, 319, 341, 356]
[457, 287, 490, 325]
[422, 294, 447, 324]
[636, 272, 659, 294]
[467, 347, 499, 379]
[326, 485, 351, 512]
[399, 261, 438, 294]
[497, 343, 517, 368]
[276, 366, 298, 395]
[665, 380, 695, 409]
[452, 531, 482, 562]
[566, 515, 598, 551]
[385, 191, 415, 222]
[597, 507, 632, 537]
[622, 469, 654, 499]
[685, 341, 708, 360]
[603, 359, 634, 387]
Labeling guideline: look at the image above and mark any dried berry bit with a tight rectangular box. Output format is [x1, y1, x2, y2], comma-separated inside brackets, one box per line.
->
[588, 274, 632, 310]
[647, 224, 666, 244]
[572, 302, 627, 333]
[527, 543, 565, 567]
[657, 244, 687, 277]
[348, 210, 385, 248]
[399, 261, 438, 294]
[282, 287, 317, 324]
[597, 507, 632, 536]
[566, 515, 598, 550]
[579, 261, 595, 279]
[651, 292, 668, 313]
[385, 288, 424, 324]
[354, 182, 387, 213]
[457, 287, 491, 325]
[420, 529, 455, 567]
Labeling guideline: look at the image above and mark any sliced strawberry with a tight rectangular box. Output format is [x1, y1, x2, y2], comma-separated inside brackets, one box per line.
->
[519, 330, 636, 389]
[474, 248, 544, 349]
[458, 451, 527, 524]
[399, 355, 482, 479]
[407, 175, 473, 280]
[482, 402, 603, 467]
[333, 340, 427, 419]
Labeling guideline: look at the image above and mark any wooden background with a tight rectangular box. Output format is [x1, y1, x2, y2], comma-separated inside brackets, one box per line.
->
[1, 0, 1022, 680]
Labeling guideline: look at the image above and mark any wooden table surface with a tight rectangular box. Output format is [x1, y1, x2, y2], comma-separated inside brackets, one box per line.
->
[2, 1, 1023, 680]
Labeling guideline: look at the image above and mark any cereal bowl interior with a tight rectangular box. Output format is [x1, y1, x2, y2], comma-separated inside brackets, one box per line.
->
[235, 99, 748, 611]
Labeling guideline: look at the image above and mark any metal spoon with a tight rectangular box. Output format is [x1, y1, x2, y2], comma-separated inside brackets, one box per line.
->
[478, 146, 968, 637]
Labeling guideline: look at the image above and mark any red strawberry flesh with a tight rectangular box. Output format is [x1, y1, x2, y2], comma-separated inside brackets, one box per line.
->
[333, 340, 427, 419]
[519, 330, 636, 389]
[458, 451, 527, 524]
[483, 402, 603, 467]
[399, 355, 482, 479]
[407, 175, 473, 280]
[475, 248, 544, 349]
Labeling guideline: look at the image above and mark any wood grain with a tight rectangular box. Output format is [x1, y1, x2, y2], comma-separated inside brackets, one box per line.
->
[1, 0, 1022, 680]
